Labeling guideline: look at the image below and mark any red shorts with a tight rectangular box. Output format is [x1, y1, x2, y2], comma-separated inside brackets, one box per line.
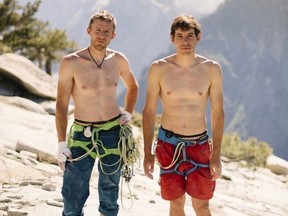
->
[155, 139, 215, 200]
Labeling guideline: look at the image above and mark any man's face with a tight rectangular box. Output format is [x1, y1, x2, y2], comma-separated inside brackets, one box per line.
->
[87, 19, 116, 51]
[171, 28, 200, 55]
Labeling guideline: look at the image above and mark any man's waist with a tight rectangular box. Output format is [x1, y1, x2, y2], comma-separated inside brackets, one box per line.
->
[158, 126, 209, 146]
[74, 114, 121, 127]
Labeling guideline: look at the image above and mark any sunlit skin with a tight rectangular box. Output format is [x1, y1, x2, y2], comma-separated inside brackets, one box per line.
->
[56, 19, 138, 171]
[173, 29, 198, 56]
[143, 26, 224, 216]
[88, 19, 115, 52]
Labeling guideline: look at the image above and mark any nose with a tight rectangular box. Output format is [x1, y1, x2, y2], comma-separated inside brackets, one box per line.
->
[99, 32, 105, 39]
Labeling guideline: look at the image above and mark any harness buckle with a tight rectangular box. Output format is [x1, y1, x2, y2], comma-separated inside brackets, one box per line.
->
[165, 131, 173, 138]
[189, 141, 196, 146]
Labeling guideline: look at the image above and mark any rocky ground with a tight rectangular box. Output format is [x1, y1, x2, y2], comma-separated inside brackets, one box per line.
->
[0, 145, 288, 216]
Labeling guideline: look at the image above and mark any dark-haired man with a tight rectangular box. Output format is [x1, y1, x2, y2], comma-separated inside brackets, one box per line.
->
[143, 14, 224, 216]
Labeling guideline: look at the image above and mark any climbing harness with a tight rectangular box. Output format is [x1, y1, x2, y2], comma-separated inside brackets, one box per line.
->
[155, 126, 210, 176]
[66, 118, 140, 209]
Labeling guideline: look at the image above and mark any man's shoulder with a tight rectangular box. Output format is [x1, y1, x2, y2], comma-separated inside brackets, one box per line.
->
[152, 54, 174, 66]
[62, 48, 87, 62]
[197, 54, 221, 69]
[107, 49, 129, 62]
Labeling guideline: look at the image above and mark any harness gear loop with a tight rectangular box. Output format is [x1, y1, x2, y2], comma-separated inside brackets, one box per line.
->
[157, 141, 185, 170]
[66, 120, 140, 209]
[67, 121, 140, 177]
[156, 127, 210, 176]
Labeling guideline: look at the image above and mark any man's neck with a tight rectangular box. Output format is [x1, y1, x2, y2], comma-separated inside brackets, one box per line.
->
[89, 45, 107, 60]
[175, 53, 197, 68]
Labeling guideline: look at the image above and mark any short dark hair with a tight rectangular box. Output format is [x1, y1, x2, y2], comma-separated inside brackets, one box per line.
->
[170, 14, 201, 37]
[88, 10, 117, 32]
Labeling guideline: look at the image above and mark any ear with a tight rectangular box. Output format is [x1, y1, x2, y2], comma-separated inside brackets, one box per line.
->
[87, 27, 91, 34]
[111, 31, 116, 39]
[197, 32, 202, 42]
[170, 34, 175, 43]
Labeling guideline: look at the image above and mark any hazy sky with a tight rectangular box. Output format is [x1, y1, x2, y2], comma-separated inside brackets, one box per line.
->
[174, 0, 226, 17]
[32, 0, 226, 22]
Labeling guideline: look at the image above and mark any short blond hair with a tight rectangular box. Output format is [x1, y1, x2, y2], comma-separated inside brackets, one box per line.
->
[88, 10, 117, 32]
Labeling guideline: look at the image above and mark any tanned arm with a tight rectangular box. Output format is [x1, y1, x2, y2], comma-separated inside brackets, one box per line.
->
[142, 62, 161, 179]
[209, 62, 225, 181]
[55, 57, 73, 142]
[118, 53, 139, 115]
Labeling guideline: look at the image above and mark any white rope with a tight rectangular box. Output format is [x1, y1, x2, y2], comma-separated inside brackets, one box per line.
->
[120, 175, 134, 210]
[157, 141, 185, 170]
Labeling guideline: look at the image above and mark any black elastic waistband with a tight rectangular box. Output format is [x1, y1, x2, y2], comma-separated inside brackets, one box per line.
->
[160, 126, 207, 139]
[75, 114, 121, 125]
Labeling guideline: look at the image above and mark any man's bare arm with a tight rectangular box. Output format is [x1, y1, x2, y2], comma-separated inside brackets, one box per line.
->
[55, 57, 73, 141]
[118, 53, 139, 115]
[209, 62, 225, 180]
[142, 62, 161, 179]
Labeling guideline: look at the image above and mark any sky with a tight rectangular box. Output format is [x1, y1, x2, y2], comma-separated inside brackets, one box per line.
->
[34, 0, 226, 22]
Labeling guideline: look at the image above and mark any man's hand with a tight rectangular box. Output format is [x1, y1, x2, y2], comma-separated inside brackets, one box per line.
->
[57, 141, 72, 171]
[120, 110, 132, 125]
[143, 153, 155, 179]
[209, 155, 222, 181]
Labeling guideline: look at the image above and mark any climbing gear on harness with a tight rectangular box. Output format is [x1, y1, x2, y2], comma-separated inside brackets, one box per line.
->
[84, 126, 92, 138]
[118, 124, 139, 209]
[66, 119, 140, 178]
[66, 118, 140, 209]
[119, 125, 140, 181]
[156, 126, 210, 176]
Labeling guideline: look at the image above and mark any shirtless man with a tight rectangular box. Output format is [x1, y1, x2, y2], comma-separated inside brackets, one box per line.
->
[55, 10, 138, 216]
[143, 14, 224, 216]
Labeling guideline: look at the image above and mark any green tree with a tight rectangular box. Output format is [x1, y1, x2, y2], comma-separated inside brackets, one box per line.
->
[0, 0, 77, 74]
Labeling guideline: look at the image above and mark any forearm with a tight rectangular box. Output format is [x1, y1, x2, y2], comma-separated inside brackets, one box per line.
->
[55, 106, 69, 142]
[142, 108, 157, 156]
[124, 85, 138, 114]
[211, 110, 225, 157]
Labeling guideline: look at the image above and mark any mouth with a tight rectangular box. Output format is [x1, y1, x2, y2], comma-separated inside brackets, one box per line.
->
[180, 46, 192, 50]
[96, 39, 106, 43]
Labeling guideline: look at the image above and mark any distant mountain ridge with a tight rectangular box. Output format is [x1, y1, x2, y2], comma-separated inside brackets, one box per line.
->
[199, 0, 288, 160]
[120, 0, 288, 159]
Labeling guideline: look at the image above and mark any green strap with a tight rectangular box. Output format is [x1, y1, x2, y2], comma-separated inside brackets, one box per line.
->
[67, 118, 122, 160]
[67, 120, 140, 178]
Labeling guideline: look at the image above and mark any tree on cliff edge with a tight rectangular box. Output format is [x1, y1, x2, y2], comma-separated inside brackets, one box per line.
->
[0, 0, 77, 74]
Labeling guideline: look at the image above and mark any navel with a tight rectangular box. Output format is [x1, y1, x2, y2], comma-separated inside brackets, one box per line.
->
[167, 91, 172, 95]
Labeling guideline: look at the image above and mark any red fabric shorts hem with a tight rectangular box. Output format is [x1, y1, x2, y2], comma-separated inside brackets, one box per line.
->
[156, 139, 215, 200]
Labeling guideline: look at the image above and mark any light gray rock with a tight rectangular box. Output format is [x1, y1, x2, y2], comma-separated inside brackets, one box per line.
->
[7, 209, 28, 216]
[40, 100, 74, 115]
[15, 140, 57, 164]
[0, 53, 56, 100]
[266, 154, 288, 175]
[41, 183, 56, 191]
[0, 96, 48, 114]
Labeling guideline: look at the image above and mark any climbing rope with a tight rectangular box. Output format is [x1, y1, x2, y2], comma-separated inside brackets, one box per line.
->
[66, 122, 140, 209]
